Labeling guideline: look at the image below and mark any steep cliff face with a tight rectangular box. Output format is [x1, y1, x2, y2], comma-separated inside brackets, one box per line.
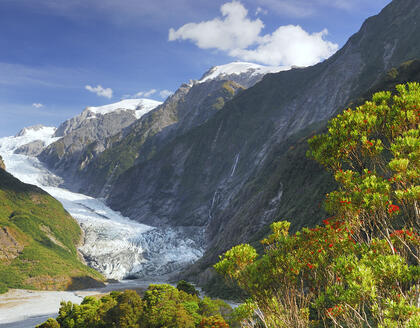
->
[76, 79, 246, 196]
[104, 0, 420, 262]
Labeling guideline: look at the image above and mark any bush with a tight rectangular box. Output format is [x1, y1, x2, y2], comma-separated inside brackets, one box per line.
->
[36, 318, 60, 328]
[216, 83, 420, 327]
[39, 285, 236, 328]
[177, 280, 199, 296]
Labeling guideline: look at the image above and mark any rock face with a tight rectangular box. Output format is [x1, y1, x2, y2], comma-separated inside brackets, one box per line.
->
[0, 155, 5, 170]
[73, 79, 247, 197]
[99, 0, 420, 271]
[39, 99, 161, 186]
[14, 140, 45, 156]
[0, 226, 24, 263]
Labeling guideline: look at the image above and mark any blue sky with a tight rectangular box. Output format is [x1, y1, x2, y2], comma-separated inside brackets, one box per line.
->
[0, 0, 391, 136]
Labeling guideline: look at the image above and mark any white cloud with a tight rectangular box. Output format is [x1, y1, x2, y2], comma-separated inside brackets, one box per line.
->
[135, 89, 157, 98]
[169, 1, 264, 51]
[160, 90, 174, 99]
[85, 84, 113, 99]
[32, 103, 44, 108]
[168, 1, 338, 67]
[231, 26, 338, 67]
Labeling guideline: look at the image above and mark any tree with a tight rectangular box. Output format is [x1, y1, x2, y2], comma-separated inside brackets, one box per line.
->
[216, 83, 420, 327]
[177, 280, 199, 296]
[104, 290, 143, 328]
[36, 318, 60, 328]
[308, 82, 419, 258]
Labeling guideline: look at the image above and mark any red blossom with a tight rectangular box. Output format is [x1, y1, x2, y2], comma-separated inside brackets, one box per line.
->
[388, 204, 400, 214]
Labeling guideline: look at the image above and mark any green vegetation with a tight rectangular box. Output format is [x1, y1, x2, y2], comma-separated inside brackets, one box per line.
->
[37, 284, 237, 328]
[0, 168, 103, 294]
[176, 280, 199, 296]
[215, 83, 420, 327]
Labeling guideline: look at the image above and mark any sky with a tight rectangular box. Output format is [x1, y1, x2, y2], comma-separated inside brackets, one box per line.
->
[0, 0, 392, 137]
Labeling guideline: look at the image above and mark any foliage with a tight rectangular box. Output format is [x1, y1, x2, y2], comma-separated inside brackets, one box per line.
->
[37, 318, 60, 328]
[38, 284, 236, 328]
[215, 83, 420, 327]
[177, 280, 199, 296]
[0, 169, 103, 294]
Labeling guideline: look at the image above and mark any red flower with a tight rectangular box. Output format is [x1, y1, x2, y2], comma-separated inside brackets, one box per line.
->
[328, 243, 333, 248]
[388, 204, 400, 214]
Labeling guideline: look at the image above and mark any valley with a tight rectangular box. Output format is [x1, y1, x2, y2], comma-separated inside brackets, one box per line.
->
[0, 0, 419, 326]
[0, 126, 203, 282]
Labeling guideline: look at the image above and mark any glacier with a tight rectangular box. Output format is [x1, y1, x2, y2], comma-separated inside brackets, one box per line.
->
[0, 126, 203, 280]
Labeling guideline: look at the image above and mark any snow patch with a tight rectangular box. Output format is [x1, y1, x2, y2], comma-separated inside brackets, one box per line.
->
[86, 98, 162, 119]
[199, 61, 287, 83]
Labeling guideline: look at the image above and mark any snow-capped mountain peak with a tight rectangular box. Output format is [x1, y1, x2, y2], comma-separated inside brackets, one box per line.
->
[15, 124, 56, 138]
[198, 61, 288, 84]
[86, 98, 162, 119]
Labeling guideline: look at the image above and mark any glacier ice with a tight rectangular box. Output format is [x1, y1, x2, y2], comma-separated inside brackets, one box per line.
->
[0, 127, 203, 280]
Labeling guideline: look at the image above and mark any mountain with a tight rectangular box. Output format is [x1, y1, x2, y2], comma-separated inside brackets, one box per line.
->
[45, 62, 278, 197]
[38, 99, 161, 186]
[89, 0, 420, 282]
[0, 161, 104, 293]
[198, 61, 286, 87]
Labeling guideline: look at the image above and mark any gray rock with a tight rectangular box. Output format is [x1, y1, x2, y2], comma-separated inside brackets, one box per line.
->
[0, 155, 5, 170]
[39, 108, 140, 185]
[14, 140, 45, 156]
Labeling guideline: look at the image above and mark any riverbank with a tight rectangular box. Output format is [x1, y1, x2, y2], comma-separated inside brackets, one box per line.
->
[0, 278, 167, 327]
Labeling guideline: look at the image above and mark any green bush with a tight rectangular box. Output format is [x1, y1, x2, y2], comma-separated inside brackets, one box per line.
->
[39, 285, 236, 328]
[176, 280, 199, 296]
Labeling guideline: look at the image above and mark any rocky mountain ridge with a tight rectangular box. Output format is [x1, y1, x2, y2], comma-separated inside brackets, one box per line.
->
[38, 99, 161, 186]
[198, 62, 286, 87]
[38, 62, 276, 197]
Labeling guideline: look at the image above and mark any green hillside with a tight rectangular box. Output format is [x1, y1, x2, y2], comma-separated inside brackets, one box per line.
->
[0, 166, 104, 294]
